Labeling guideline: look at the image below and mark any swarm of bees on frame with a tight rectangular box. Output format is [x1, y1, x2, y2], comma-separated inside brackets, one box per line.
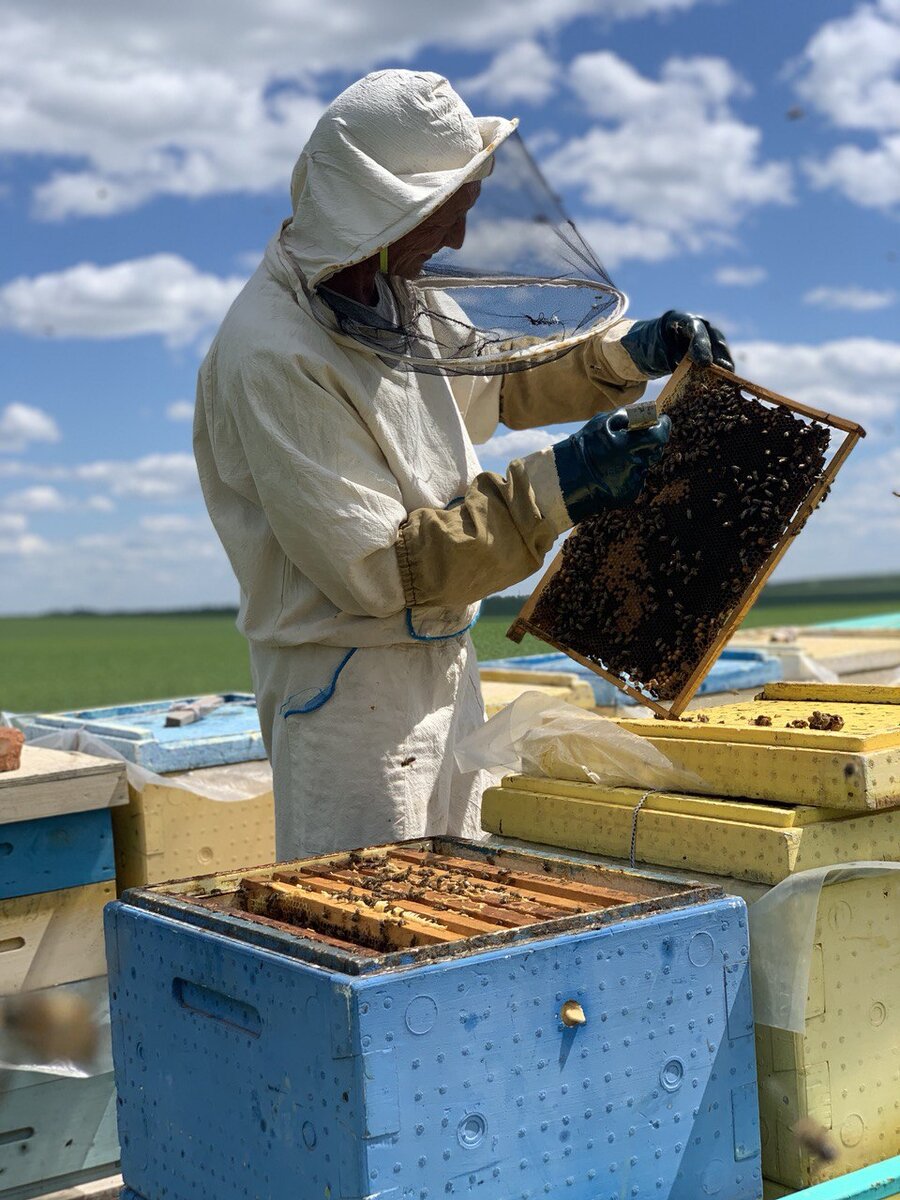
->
[531, 371, 831, 698]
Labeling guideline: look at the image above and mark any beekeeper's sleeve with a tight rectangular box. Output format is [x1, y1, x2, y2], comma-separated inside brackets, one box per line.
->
[500, 319, 648, 429]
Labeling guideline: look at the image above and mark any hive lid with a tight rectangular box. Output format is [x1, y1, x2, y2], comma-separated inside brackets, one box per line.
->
[482, 648, 783, 705]
[18, 694, 264, 772]
[619, 683, 900, 752]
[0, 745, 127, 823]
[123, 838, 721, 976]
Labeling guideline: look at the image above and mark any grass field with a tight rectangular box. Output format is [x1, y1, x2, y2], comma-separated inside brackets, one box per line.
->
[2, 577, 899, 713]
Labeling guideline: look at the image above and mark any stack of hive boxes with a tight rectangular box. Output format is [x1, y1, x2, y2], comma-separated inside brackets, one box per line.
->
[0, 745, 126, 1197]
[20, 694, 276, 891]
[481, 683, 900, 1196]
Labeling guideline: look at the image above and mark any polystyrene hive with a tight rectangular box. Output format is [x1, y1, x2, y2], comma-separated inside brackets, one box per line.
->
[481, 776, 899, 885]
[106, 839, 762, 1200]
[757, 873, 899, 1191]
[18, 694, 264, 772]
[617, 684, 900, 811]
[479, 841, 899, 1197]
[112, 767, 274, 892]
[0, 746, 125, 995]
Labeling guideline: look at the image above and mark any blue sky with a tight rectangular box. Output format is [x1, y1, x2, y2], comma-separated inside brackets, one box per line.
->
[1, 0, 899, 615]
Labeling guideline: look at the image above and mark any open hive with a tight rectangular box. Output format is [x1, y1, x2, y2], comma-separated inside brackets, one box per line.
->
[510, 360, 865, 717]
[131, 837, 717, 971]
[109, 839, 762, 1200]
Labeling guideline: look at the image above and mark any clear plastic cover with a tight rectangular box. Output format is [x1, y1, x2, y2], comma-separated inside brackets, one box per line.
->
[454, 691, 704, 792]
[21, 727, 272, 802]
[748, 862, 900, 1032]
[0, 977, 111, 1078]
[314, 132, 626, 376]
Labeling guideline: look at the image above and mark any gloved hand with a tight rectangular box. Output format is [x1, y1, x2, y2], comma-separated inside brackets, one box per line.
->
[553, 408, 672, 524]
[621, 310, 734, 378]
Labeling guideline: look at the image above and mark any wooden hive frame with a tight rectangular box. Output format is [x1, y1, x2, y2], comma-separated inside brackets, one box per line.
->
[128, 837, 719, 974]
[508, 359, 866, 718]
[236, 846, 648, 952]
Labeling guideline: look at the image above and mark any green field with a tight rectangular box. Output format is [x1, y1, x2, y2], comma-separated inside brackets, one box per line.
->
[2, 574, 899, 713]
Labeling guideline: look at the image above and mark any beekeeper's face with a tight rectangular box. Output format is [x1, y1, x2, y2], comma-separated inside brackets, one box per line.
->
[387, 182, 481, 278]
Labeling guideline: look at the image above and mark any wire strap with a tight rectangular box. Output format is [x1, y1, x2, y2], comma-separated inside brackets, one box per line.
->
[630, 790, 656, 868]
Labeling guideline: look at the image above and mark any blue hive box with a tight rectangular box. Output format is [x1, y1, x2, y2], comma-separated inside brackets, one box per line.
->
[0, 809, 114, 901]
[18, 694, 264, 773]
[481, 648, 783, 707]
[106, 838, 761, 1200]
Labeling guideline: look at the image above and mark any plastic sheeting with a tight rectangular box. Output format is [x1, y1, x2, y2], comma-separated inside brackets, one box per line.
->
[15, 726, 272, 803]
[455, 691, 704, 792]
[748, 862, 900, 1033]
[0, 976, 112, 1079]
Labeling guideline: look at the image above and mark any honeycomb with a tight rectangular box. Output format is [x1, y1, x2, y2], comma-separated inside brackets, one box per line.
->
[528, 369, 832, 699]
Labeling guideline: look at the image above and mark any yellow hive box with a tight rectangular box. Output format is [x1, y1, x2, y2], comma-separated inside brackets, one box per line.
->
[480, 775, 899, 884]
[483, 836, 898, 1195]
[479, 669, 595, 716]
[616, 683, 900, 811]
[757, 873, 899, 1191]
[112, 767, 275, 892]
[0, 881, 114, 994]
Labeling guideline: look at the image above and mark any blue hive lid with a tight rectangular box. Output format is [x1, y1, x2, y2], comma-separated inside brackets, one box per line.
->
[480, 649, 782, 706]
[19, 693, 265, 773]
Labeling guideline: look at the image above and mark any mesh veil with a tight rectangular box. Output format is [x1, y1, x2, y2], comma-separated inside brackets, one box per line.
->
[310, 133, 626, 376]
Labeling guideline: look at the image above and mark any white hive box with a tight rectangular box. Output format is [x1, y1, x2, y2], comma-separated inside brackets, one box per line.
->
[113, 764, 275, 892]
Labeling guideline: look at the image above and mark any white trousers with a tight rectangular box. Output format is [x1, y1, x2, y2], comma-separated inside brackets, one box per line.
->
[250, 635, 490, 860]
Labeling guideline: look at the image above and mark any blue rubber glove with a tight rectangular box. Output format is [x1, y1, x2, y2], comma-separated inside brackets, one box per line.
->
[553, 408, 672, 524]
[621, 310, 734, 378]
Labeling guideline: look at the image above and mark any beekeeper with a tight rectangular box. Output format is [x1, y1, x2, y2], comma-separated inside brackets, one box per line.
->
[195, 69, 732, 858]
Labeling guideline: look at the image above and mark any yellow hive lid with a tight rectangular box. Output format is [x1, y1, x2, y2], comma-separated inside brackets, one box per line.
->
[618, 683, 900, 752]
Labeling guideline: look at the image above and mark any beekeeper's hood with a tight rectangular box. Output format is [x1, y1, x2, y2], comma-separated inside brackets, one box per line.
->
[285, 69, 514, 290]
[281, 69, 625, 376]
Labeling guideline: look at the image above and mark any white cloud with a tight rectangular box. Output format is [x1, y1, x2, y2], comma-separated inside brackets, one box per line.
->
[714, 265, 767, 286]
[545, 54, 792, 259]
[85, 495, 115, 513]
[2, 485, 66, 512]
[0, 256, 245, 347]
[460, 41, 560, 105]
[479, 428, 556, 462]
[816, 443, 900, 531]
[793, 2, 900, 211]
[579, 219, 680, 270]
[803, 285, 896, 311]
[0, 403, 61, 452]
[0, 533, 51, 557]
[166, 400, 195, 422]
[0, 513, 27, 533]
[733, 336, 900, 424]
[792, 0, 900, 132]
[0, 516, 232, 613]
[1, 0, 716, 220]
[75, 452, 199, 499]
[235, 250, 265, 272]
[139, 513, 203, 533]
[805, 137, 900, 210]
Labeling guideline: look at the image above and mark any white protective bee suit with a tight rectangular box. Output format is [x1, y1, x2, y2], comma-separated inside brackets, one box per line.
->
[194, 70, 648, 859]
